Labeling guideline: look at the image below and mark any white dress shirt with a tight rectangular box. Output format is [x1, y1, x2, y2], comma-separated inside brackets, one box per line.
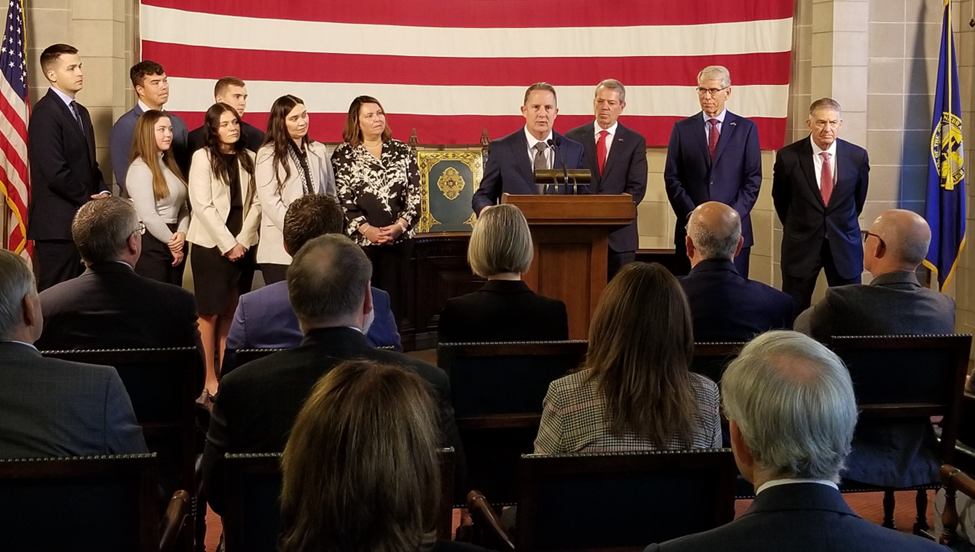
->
[811, 136, 838, 190]
[593, 120, 619, 161]
[755, 478, 839, 495]
[524, 126, 554, 169]
[702, 109, 727, 143]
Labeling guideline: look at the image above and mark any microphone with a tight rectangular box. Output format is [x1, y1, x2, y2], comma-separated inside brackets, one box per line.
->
[547, 137, 570, 193]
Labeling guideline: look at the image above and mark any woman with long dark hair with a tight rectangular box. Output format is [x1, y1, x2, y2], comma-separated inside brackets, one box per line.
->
[254, 95, 336, 284]
[125, 109, 189, 285]
[534, 262, 721, 453]
[187, 102, 261, 396]
[332, 95, 420, 326]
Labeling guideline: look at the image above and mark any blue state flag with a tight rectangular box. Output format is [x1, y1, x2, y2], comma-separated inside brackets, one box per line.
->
[924, 0, 967, 290]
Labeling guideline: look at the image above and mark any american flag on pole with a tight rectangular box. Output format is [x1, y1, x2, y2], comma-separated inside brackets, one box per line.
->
[141, 0, 793, 149]
[0, 0, 29, 257]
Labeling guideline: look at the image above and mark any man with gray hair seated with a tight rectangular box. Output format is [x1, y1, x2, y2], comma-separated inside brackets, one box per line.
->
[678, 201, 794, 341]
[645, 331, 947, 552]
[0, 249, 147, 457]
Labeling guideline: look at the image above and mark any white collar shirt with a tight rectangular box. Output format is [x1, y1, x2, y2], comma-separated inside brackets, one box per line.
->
[810, 135, 838, 190]
[524, 126, 554, 170]
[702, 109, 727, 143]
[755, 478, 839, 495]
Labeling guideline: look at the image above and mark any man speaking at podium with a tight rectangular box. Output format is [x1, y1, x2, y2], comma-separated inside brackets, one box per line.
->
[472, 83, 586, 216]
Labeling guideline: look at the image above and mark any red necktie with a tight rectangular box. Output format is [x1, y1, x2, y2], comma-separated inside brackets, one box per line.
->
[708, 119, 719, 160]
[596, 130, 609, 176]
[820, 152, 833, 206]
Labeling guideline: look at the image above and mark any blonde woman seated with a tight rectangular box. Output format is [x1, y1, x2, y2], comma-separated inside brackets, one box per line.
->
[535, 262, 721, 454]
[279, 360, 488, 552]
[437, 204, 568, 343]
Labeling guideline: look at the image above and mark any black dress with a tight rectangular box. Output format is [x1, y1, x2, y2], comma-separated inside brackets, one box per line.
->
[190, 153, 255, 315]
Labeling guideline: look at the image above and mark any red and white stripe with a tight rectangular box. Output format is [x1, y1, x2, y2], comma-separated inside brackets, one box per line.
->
[0, 76, 29, 257]
[141, 0, 794, 149]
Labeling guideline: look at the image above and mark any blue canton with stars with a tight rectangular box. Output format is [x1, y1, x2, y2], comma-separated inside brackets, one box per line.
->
[1, 0, 27, 100]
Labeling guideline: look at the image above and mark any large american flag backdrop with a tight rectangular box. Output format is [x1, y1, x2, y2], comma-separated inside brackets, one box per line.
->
[141, 0, 793, 149]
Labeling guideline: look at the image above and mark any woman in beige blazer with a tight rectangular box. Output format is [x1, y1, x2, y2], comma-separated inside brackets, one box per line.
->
[187, 103, 261, 396]
[254, 94, 336, 284]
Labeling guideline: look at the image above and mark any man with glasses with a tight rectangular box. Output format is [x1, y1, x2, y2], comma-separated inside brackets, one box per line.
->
[793, 209, 953, 493]
[772, 98, 870, 315]
[664, 65, 762, 277]
[34, 197, 203, 354]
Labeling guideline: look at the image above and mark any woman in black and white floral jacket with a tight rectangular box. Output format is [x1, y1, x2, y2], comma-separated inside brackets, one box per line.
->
[331, 95, 420, 327]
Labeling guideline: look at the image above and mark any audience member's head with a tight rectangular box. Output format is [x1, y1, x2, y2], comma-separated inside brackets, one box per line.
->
[129, 60, 168, 110]
[586, 262, 697, 448]
[280, 360, 440, 552]
[0, 250, 41, 344]
[467, 204, 533, 279]
[40, 44, 82, 94]
[213, 77, 248, 117]
[283, 195, 346, 255]
[287, 234, 373, 332]
[863, 209, 932, 277]
[722, 331, 858, 488]
[71, 197, 142, 267]
[685, 201, 743, 266]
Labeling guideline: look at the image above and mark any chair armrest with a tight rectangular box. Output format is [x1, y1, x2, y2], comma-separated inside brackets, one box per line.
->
[467, 489, 515, 552]
[939, 465, 975, 546]
[160, 489, 191, 552]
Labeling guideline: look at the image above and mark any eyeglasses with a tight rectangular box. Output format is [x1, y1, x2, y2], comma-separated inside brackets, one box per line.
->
[861, 230, 883, 245]
[134, 222, 146, 236]
[696, 87, 729, 97]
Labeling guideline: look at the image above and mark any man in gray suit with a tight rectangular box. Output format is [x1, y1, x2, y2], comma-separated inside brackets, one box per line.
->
[795, 208, 954, 489]
[0, 249, 147, 458]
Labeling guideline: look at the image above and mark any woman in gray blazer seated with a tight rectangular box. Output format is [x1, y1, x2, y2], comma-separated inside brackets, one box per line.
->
[125, 110, 190, 286]
[535, 262, 722, 454]
[187, 103, 262, 397]
[254, 95, 336, 284]
[437, 204, 568, 343]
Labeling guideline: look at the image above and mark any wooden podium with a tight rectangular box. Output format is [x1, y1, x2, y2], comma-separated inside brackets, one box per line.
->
[502, 193, 636, 339]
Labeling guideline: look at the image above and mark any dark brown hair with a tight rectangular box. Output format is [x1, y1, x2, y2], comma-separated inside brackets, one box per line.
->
[130, 110, 186, 200]
[283, 195, 346, 255]
[40, 44, 78, 75]
[523, 82, 558, 106]
[129, 60, 165, 88]
[585, 262, 697, 447]
[342, 95, 392, 148]
[214, 76, 246, 98]
[262, 95, 312, 193]
[203, 103, 254, 186]
[280, 360, 440, 552]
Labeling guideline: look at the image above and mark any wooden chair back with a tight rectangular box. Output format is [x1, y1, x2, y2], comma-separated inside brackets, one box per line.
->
[223, 449, 455, 552]
[41, 347, 201, 496]
[437, 341, 588, 504]
[690, 342, 746, 383]
[0, 454, 161, 552]
[515, 449, 738, 552]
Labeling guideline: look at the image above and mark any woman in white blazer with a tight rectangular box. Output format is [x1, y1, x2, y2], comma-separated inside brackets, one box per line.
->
[187, 103, 262, 396]
[254, 94, 336, 284]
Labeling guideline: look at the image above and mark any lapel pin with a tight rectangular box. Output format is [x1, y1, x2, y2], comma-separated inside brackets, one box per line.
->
[730, 122, 737, 126]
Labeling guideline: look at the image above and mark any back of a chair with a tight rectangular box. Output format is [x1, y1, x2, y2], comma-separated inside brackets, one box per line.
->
[234, 348, 287, 368]
[223, 449, 456, 552]
[41, 347, 201, 495]
[515, 449, 738, 552]
[438, 341, 588, 504]
[830, 334, 971, 461]
[690, 342, 746, 384]
[0, 454, 160, 552]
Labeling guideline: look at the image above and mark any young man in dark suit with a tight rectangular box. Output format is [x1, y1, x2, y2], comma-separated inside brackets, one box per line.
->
[186, 76, 265, 153]
[472, 82, 586, 216]
[773, 98, 870, 315]
[203, 234, 463, 515]
[679, 202, 794, 342]
[566, 80, 648, 278]
[664, 65, 762, 277]
[27, 44, 111, 291]
[645, 332, 946, 552]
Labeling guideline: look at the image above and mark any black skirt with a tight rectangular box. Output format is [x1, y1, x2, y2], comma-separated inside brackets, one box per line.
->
[190, 243, 255, 316]
[135, 222, 185, 287]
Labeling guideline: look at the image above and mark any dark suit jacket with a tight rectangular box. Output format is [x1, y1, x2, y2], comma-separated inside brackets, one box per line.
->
[772, 136, 870, 280]
[222, 282, 403, 374]
[187, 120, 265, 154]
[664, 111, 762, 247]
[35, 262, 202, 353]
[565, 122, 648, 253]
[438, 280, 569, 343]
[678, 260, 794, 342]
[110, 105, 190, 194]
[202, 327, 464, 514]
[471, 129, 586, 213]
[645, 482, 948, 552]
[0, 342, 147, 458]
[26, 89, 110, 241]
